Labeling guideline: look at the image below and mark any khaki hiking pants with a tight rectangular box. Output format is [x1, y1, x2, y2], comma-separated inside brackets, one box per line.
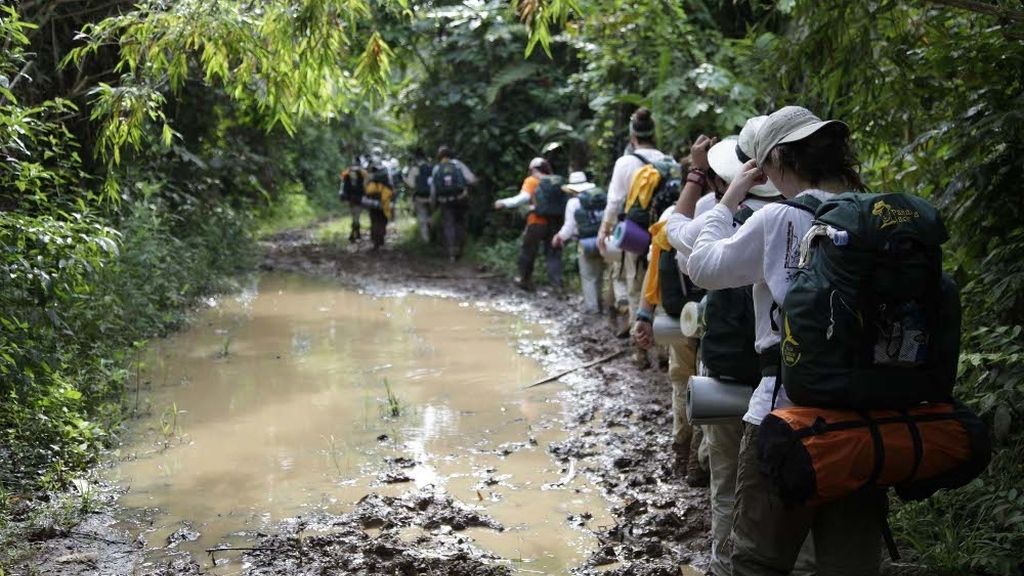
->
[623, 250, 646, 320]
[731, 423, 885, 576]
[668, 338, 703, 465]
[704, 419, 743, 576]
[413, 198, 432, 243]
[578, 246, 605, 313]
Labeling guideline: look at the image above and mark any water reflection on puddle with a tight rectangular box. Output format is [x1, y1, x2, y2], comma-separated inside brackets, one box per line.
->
[108, 273, 610, 573]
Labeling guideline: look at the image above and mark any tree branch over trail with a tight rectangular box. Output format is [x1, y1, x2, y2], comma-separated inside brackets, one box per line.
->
[922, 0, 1024, 23]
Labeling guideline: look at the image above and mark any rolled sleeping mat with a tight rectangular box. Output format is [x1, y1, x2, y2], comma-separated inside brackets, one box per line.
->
[612, 219, 651, 254]
[580, 236, 600, 256]
[679, 298, 706, 338]
[686, 375, 753, 425]
[653, 314, 685, 346]
[602, 239, 622, 258]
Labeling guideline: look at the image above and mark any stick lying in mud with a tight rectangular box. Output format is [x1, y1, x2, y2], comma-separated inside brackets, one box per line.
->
[524, 349, 626, 389]
[206, 545, 276, 561]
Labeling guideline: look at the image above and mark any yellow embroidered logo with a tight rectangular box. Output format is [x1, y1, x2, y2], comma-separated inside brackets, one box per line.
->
[872, 199, 920, 229]
[781, 315, 801, 367]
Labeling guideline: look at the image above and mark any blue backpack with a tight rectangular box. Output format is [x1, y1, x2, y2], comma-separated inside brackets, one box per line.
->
[414, 163, 432, 198]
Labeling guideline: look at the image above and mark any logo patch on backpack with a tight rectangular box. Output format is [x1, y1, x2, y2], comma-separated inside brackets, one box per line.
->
[782, 316, 801, 367]
[872, 200, 921, 229]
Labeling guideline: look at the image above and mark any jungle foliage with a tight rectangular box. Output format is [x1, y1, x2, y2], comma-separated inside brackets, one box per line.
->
[2, 0, 1023, 573]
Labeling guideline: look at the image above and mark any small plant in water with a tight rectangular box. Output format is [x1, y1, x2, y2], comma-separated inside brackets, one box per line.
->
[380, 379, 402, 418]
[217, 334, 232, 358]
[323, 434, 344, 475]
[159, 402, 186, 447]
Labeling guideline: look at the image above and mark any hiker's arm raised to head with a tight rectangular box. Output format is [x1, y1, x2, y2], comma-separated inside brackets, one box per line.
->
[687, 204, 764, 290]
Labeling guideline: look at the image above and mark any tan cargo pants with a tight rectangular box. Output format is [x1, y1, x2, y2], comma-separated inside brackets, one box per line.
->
[731, 423, 885, 576]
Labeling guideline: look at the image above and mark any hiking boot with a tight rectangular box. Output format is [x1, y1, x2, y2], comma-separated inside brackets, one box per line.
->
[685, 464, 710, 488]
[514, 277, 536, 292]
[672, 454, 689, 478]
[633, 346, 651, 370]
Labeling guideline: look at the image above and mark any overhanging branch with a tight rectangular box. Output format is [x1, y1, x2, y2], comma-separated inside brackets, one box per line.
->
[922, 0, 1024, 23]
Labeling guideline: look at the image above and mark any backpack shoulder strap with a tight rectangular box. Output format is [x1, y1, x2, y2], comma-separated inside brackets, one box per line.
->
[779, 195, 822, 216]
[630, 152, 652, 166]
[733, 205, 756, 226]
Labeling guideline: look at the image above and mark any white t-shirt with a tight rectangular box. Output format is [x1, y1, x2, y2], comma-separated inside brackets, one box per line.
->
[688, 189, 834, 425]
[601, 148, 667, 227]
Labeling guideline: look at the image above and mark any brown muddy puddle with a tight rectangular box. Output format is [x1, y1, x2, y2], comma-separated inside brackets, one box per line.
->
[108, 273, 611, 574]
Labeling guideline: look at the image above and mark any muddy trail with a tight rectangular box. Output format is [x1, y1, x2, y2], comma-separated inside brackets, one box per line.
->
[25, 221, 711, 576]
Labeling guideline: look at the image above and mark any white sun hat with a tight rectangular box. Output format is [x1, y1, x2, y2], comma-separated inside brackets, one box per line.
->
[562, 171, 596, 193]
[706, 117, 780, 198]
[528, 156, 547, 170]
[753, 106, 849, 168]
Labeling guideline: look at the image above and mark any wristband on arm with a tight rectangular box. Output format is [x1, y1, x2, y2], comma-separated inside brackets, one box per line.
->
[635, 309, 654, 323]
[686, 168, 707, 189]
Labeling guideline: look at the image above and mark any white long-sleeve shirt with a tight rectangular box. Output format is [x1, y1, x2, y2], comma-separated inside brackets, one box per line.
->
[665, 193, 716, 274]
[555, 197, 582, 241]
[601, 148, 667, 227]
[688, 189, 834, 425]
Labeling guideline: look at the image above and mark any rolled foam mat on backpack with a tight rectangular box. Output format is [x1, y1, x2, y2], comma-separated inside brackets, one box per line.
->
[758, 401, 991, 507]
[653, 314, 684, 346]
[686, 376, 754, 425]
[580, 236, 600, 256]
[612, 219, 651, 254]
[679, 300, 704, 338]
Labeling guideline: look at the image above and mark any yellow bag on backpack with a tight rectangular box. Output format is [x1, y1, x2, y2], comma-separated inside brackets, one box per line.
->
[363, 181, 394, 220]
[624, 164, 663, 215]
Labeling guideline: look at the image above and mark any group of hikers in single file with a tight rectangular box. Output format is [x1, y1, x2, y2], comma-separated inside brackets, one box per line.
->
[340, 105, 990, 576]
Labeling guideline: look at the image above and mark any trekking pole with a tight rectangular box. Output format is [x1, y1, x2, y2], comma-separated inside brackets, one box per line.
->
[523, 349, 626, 389]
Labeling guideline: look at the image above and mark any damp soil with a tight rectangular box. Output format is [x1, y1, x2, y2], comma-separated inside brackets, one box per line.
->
[21, 221, 716, 576]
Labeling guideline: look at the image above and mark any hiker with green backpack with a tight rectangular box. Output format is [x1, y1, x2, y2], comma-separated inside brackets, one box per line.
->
[404, 148, 433, 243]
[687, 106, 886, 576]
[665, 117, 813, 576]
[494, 157, 567, 292]
[598, 107, 678, 367]
[431, 146, 477, 262]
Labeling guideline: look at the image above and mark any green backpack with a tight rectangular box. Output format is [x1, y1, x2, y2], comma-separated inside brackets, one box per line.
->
[780, 192, 961, 409]
[574, 188, 607, 239]
[658, 250, 705, 318]
[533, 175, 567, 217]
[700, 206, 761, 384]
[435, 161, 466, 199]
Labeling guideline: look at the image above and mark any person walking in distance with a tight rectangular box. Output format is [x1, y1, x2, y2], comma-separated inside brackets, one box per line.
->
[339, 158, 367, 242]
[494, 157, 566, 292]
[405, 148, 434, 243]
[552, 171, 606, 312]
[431, 146, 478, 262]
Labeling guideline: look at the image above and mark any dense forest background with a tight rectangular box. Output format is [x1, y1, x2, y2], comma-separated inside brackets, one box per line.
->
[1, 0, 1023, 573]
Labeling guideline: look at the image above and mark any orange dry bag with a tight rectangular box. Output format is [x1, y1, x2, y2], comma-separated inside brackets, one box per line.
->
[758, 402, 990, 506]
